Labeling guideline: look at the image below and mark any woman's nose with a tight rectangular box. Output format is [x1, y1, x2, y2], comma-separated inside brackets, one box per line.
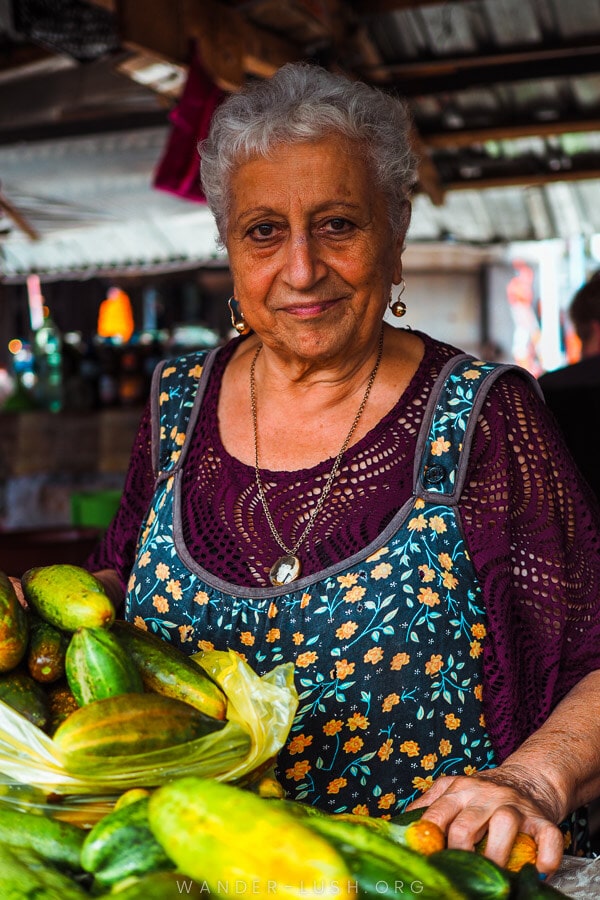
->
[283, 234, 327, 289]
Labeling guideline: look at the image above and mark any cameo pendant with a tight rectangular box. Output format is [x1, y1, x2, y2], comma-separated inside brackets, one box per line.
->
[269, 554, 302, 587]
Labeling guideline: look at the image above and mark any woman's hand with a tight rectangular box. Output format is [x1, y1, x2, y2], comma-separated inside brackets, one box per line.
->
[8, 577, 27, 609]
[408, 670, 600, 877]
[408, 767, 564, 877]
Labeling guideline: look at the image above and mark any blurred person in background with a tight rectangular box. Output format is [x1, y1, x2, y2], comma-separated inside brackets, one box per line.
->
[539, 272, 600, 505]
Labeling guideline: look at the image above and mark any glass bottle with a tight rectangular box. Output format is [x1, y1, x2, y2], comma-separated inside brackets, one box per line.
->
[33, 312, 63, 412]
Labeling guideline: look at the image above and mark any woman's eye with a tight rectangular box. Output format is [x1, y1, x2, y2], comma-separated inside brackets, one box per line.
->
[249, 223, 275, 239]
[325, 218, 353, 234]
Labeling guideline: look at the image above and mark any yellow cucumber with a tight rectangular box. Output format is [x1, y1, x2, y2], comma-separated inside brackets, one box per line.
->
[112, 620, 227, 720]
[147, 777, 354, 898]
[22, 564, 115, 632]
[102, 870, 203, 898]
[53, 692, 225, 763]
[46, 680, 80, 734]
[0, 571, 29, 672]
[26, 616, 69, 683]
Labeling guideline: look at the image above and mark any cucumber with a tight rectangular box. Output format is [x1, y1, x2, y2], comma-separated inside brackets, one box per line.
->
[511, 863, 570, 898]
[0, 804, 84, 871]
[81, 796, 173, 887]
[147, 777, 352, 896]
[429, 849, 511, 899]
[46, 680, 80, 734]
[332, 811, 445, 855]
[22, 564, 115, 632]
[0, 571, 29, 672]
[105, 870, 203, 898]
[0, 669, 50, 729]
[0, 844, 88, 899]
[65, 627, 144, 706]
[305, 814, 466, 900]
[26, 616, 69, 683]
[112, 620, 227, 720]
[52, 692, 226, 763]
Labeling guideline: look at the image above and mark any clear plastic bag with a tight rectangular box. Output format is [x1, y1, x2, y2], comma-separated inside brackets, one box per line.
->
[0, 650, 297, 824]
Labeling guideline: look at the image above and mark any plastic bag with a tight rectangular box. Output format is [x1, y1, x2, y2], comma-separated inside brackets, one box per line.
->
[0, 650, 297, 823]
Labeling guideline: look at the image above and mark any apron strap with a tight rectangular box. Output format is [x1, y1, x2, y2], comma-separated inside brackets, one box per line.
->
[150, 348, 217, 479]
[414, 354, 540, 503]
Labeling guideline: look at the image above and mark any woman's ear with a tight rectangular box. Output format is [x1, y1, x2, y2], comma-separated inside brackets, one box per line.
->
[392, 200, 411, 284]
[393, 200, 411, 284]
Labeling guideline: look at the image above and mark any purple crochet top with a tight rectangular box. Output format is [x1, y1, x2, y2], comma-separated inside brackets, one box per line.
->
[88, 331, 600, 763]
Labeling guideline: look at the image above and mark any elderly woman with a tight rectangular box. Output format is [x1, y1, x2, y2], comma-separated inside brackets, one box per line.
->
[85, 63, 600, 877]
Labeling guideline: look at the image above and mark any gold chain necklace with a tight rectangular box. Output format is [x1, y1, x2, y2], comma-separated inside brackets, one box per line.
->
[250, 329, 384, 587]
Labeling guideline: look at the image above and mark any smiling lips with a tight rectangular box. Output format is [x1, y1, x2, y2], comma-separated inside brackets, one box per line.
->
[283, 297, 343, 317]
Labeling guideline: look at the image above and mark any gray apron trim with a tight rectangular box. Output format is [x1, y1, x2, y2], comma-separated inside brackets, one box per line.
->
[151, 347, 220, 484]
[412, 352, 473, 496]
[165, 349, 538, 600]
[172, 477, 418, 600]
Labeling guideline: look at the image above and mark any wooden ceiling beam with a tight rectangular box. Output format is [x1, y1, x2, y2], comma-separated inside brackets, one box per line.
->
[366, 39, 600, 95]
[423, 117, 600, 149]
[116, 0, 302, 91]
[350, 0, 472, 12]
[445, 167, 600, 192]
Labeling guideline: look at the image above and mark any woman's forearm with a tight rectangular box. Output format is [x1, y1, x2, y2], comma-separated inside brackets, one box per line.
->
[487, 668, 600, 821]
[92, 568, 125, 615]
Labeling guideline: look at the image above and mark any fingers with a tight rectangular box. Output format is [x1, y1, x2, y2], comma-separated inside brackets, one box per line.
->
[8, 577, 27, 609]
[528, 820, 565, 879]
[406, 774, 564, 877]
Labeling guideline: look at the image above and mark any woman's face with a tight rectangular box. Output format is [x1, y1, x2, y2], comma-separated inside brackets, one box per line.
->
[225, 134, 407, 364]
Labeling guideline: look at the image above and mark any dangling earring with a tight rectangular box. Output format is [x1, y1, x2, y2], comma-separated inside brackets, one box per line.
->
[389, 279, 407, 318]
[228, 296, 251, 335]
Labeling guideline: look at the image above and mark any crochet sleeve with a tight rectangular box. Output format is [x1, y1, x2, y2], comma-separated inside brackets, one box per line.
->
[85, 400, 155, 593]
[461, 370, 600, 761]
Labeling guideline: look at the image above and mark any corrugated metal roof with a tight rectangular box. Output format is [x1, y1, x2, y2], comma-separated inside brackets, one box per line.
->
[2, 0, 600, 275]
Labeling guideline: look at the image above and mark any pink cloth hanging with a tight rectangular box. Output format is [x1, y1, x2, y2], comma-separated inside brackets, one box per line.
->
[153, 47, 226, 202]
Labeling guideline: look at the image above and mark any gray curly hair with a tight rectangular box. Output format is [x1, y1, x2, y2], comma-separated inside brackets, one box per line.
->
[199, 63, 417, 243]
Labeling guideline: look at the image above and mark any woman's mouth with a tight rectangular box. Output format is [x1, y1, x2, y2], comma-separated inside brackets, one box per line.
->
[284, 298, 342, 317]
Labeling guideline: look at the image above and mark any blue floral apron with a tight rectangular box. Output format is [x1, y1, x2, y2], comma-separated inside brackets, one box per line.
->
[124, 351, 518, 816]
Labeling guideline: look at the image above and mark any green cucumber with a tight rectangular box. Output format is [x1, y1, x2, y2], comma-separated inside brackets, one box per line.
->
[112, 620, 227, 720]
[22, 564, 115, 632]
[0, 804, 84, 871]
[429, 849, 511, 899]
[81, 796, 173, 887]
[65, 627, 144, 706]
[512, 863, 570, 898]
[0, 571, 29, 672]
[305, 814, 466, 900]
[0, 669, 50, 729]
[0, 844, 88, 899]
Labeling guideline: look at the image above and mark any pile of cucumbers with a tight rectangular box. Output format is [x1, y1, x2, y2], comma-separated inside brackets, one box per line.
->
[0, 776, 569, 899]
[0, 564, 227, 760]
[0, 565, 570, 899]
